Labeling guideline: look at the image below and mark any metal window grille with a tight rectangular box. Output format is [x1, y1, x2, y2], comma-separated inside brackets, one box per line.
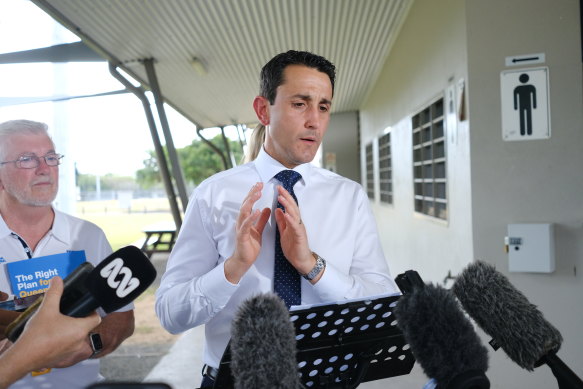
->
[365, 142, 374, 199]
[378, 132, 392, 204]
[412, 98, 447, 219]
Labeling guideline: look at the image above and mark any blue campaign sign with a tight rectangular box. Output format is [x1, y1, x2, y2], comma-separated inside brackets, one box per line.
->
[6, 251, 86, 298]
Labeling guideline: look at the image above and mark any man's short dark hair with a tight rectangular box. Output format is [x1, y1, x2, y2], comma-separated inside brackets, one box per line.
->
[259, 50, 336, 104]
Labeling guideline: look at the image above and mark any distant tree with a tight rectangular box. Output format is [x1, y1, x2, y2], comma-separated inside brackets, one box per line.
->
[77, 173, 137, 191]
[135, 151, 162, 189]
[136, 135, 243, 187]
[77, 173, 97, 192]
[100, 174, 136, 191]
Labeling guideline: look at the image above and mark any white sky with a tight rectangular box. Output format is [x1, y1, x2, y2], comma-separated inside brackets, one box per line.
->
[0, 0, 238, 177]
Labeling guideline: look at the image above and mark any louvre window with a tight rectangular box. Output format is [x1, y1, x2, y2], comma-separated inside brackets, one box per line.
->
[412, 98, 447, 219]
[378, 132, 392, 204]
[365, 142, 374, 199]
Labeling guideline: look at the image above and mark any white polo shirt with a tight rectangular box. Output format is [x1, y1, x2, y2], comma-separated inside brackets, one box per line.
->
[0, 208, 132, 389]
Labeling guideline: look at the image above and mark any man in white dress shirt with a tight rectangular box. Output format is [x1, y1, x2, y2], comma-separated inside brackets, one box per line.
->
[0, 119, 134, 389]
[155, 50, 398, 388]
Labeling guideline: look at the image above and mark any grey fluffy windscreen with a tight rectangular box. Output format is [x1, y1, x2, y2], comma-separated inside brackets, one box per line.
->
[394, 284, 489, 387]
[452, 261, 563, 370]
[230, 293, 300, 389]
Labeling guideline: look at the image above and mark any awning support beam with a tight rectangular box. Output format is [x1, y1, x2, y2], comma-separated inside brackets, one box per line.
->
[108, 62, 182, 229]
[142, 58, 190, 214]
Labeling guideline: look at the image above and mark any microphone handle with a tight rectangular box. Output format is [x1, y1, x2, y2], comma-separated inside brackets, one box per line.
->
[5, 296, 44, 342]
[541, 352, 583, 389]
[62, 294, 99, 318]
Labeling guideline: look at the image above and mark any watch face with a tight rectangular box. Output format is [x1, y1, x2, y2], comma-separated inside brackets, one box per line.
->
[90, 333, 103, 352]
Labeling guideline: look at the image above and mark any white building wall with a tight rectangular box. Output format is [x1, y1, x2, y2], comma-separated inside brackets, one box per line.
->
[360, 0, 473, 282]
[466, 0, 583, 387]
[360, 0, 582, 387]
[324, 111, 360, 182]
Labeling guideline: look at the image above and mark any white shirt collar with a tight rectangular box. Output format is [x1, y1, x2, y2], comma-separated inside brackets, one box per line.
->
[0, 207, 70, 245]
[50, 208, 71, 246]
[0, 213, 10, 239]
[253, 147, 311, 185]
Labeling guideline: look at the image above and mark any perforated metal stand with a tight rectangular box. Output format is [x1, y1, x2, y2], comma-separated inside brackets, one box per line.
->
[214, 294, 415, 389]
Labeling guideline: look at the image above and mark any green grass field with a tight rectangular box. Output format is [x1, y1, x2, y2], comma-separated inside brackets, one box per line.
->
[75, 199, 175, 251]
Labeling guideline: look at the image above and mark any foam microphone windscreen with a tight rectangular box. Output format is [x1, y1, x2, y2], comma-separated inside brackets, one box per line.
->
[452, 261, 562, 370]
[394, 283, 490, 389]
[230, 293, 300, 389]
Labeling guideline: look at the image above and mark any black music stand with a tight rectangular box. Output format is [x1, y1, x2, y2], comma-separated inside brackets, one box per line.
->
[213, 293, 415, 388]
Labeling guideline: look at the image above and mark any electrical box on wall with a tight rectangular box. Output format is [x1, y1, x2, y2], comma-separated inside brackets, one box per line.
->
[505, 223, 555, 273]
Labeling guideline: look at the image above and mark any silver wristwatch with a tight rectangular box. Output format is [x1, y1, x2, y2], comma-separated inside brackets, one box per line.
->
[301, 252, 326, 281]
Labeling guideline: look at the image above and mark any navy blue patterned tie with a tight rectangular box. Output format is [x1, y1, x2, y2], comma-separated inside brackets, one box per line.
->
[273, 170, 302, 308]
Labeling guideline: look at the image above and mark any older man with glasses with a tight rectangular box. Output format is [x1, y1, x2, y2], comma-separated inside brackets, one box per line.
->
[0, 120, 135, 389]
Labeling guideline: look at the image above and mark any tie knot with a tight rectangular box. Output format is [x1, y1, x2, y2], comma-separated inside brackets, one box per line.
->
[275, 170, 302, 191]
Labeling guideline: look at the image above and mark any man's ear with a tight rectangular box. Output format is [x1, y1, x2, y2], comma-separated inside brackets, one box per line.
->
[253, 96, 270, 126]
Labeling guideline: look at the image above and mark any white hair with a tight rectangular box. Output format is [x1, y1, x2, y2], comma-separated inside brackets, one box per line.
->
[0, 120, 51, 160]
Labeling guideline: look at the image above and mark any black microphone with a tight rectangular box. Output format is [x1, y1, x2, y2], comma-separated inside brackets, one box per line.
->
[6, 246, 156, 342]
[230, 293, 300, 389]
[394, 279, 490, 389]
[452, 261, 582, 389]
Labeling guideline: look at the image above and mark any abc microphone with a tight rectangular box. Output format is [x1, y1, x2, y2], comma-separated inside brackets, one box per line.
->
[453, 261, 583, 389]
[394, 272, 490, 389]
[6, 245, 156, 342]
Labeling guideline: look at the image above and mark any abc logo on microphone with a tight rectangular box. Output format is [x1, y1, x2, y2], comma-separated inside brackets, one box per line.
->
[99, 257, 140, 298]
[86, 246, 157, 312]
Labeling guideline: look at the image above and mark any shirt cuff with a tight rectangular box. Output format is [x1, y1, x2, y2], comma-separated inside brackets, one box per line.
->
[310, 261, 352, 301]
[199, 261, 239, 309]
[97, 301, 134, 317]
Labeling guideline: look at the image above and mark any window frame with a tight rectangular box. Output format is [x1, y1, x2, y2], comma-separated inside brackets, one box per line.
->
[378, 130, 393, 205]
[412, 96, 448, 220]
[365, 141, 375, 200]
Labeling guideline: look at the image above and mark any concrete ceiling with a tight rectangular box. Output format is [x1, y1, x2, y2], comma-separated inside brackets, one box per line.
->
[30, 0, 412, 129]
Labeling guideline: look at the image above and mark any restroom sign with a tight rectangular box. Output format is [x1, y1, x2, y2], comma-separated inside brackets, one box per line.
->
[500, 67, 551, 141]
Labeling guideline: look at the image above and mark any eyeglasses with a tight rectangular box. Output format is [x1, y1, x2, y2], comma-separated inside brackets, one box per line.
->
[0, 153, 64, 169]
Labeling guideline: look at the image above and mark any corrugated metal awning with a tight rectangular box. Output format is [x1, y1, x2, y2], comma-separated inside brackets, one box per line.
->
[31, 0, 413, 128]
